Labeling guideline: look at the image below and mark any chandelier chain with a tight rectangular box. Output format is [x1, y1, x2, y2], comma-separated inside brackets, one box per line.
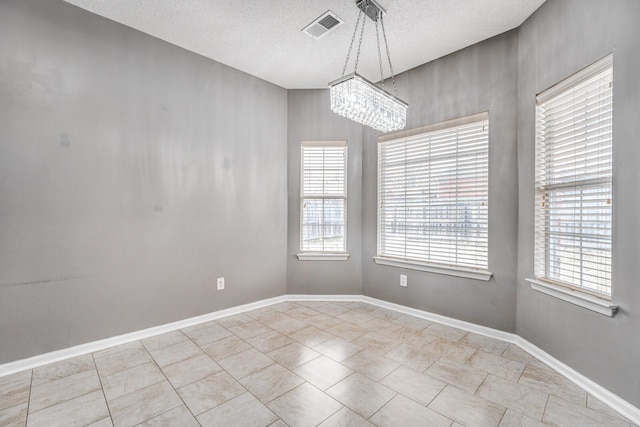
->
[353, 9, 367, 74]
[380, 16, 398, 95]
[375, 19, 385, 87]
[341, 8, 363, 77]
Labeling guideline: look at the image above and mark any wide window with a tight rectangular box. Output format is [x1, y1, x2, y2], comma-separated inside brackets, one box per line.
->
[299, 141, 347, 255]
[534, 55, 613, 297]
[376, 113, 489, 276]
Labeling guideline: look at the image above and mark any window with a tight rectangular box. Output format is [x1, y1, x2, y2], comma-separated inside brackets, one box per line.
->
[299, 141, 347, 258]
[376, 113, 489, 278]
[534, 55, 613, 298]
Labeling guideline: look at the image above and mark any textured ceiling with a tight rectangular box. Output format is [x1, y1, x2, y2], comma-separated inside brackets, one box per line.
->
[62, 0, 545, 89]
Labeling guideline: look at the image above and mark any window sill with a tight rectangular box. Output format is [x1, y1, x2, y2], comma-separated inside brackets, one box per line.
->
[373, 257, 493, 281]
[525, 278, 618, 317]
[297, 253, 350, 261]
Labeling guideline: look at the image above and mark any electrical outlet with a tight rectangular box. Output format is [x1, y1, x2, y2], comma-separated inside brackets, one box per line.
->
[400, 274, 407, 287]
[217, 277, 225, 290]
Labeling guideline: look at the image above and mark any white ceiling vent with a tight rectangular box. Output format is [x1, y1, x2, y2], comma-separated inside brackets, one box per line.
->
[302, 11, 343, 39]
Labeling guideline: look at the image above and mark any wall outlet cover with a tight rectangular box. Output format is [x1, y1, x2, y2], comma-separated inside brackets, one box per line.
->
[400, 274, 407, 287]
[217, 277, 225, 290]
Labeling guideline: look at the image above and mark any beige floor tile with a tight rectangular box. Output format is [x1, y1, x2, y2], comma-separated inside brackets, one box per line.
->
[325, 322, 368, 342]
[380, 365, 446, 406]
[352, 332, 401, 355]
[426, 358, 488, 393]
[147, 340, 203, 368]
[318, 303, 351, 317]
[317, 407, 374, 427]
[94, 344, 153, 377]
[587, 394, 632, 422]
[313, 337, 362, 362]
[215, 313, 253, 329]
[93, 342, 143, 360]
[229, 320, 273, 339]
[32, 354, 95, 386]
[29, 369, 101, 412]
[218, 348, 274, 379]
[182, 322, 233, 346]
[499, 408, 547, 427]
[477, 375, 548, 420]
[0, 370, 31, 412]
[390, 326, 438, 346]
[460, 333, 510, 355]
[177, 371, 245, 415]
[101, 362, 165, 401]
[200, 335, 251, 361]
[197, 392, 278, 427]
[267, 383, 342, 427]
[466, 351, 526, 382]
[141, 330, 189, 352]
[269, 420, 288, 427]
[108, 381, 182, 426]
[27, 390, 109, 427]
[385, 342, 440, 372]
[360, 317, 403, 335]
[246, 330, 294, 353]
[162, 354, 222, 388]
[518, 364, 587, 405]
[392, 315, 433, 331]
[0, 401, 27, 427]
[266, 342, 320, 369]
[302, 314, 341, 329]
[369, 308, 404, 321]
[423, 323, 469, 342]
[543, 395, 630, 427]
[292, 356, 353, 391]
[239, 364, 304, 403]
[269, 316, 308, 335]
[245, 307, 289, 324]
[87, 417, 113, 426]
[341, 350, 399, 381]
[270, 302, 301, 312]
[428, 385, 506, 427]
[336, 310, 375, 325]
[423, 337, 478, 363]
[137, 405, 199, 427]
[501, 344, 543, 366]
[288, 326, 333, 347]
[326, 373, 396, 418]
[285, 306, 322, 322]
[371, 394, 453, 427]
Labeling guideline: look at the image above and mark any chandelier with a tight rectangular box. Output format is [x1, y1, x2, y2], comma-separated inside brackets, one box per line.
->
[329, 0, 407, 133]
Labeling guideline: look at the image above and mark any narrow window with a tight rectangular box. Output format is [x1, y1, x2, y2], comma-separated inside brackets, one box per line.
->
[535, 55, 613, 297]
[300, 141, 347, 253]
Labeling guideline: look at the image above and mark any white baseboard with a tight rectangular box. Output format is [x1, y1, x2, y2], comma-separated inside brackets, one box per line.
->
[1, 293, 638, 423]
[0, 295, 285, 378]
[514, 336, 640, 423]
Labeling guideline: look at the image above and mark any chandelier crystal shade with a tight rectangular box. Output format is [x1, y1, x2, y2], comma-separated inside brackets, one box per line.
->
[329, 0, 407, 133]
[330, 73, 407, 133]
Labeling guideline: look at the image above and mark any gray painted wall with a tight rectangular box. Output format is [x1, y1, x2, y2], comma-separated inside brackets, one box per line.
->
[516, 0, 640, 407]
[361, 31, 520, 332]
[286, 90, 363, 295]
[0, 0, 288, 363]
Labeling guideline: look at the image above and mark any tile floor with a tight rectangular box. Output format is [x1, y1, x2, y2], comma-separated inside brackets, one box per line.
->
[0, 301, 636, 427]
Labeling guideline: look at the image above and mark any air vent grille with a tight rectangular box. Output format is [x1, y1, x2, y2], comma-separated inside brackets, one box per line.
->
[302, 11, 343, 39]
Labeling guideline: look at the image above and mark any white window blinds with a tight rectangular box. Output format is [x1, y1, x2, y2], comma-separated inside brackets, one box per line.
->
[301, 141, 347, 252]
[377, 113, 489, 270]
[534, 55, 613, 297]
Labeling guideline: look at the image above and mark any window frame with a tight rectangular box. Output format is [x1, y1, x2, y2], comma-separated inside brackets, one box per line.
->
[528, 54, 617, 316]
[375, 112, 492, 280]
[297, 140, 349, 261]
